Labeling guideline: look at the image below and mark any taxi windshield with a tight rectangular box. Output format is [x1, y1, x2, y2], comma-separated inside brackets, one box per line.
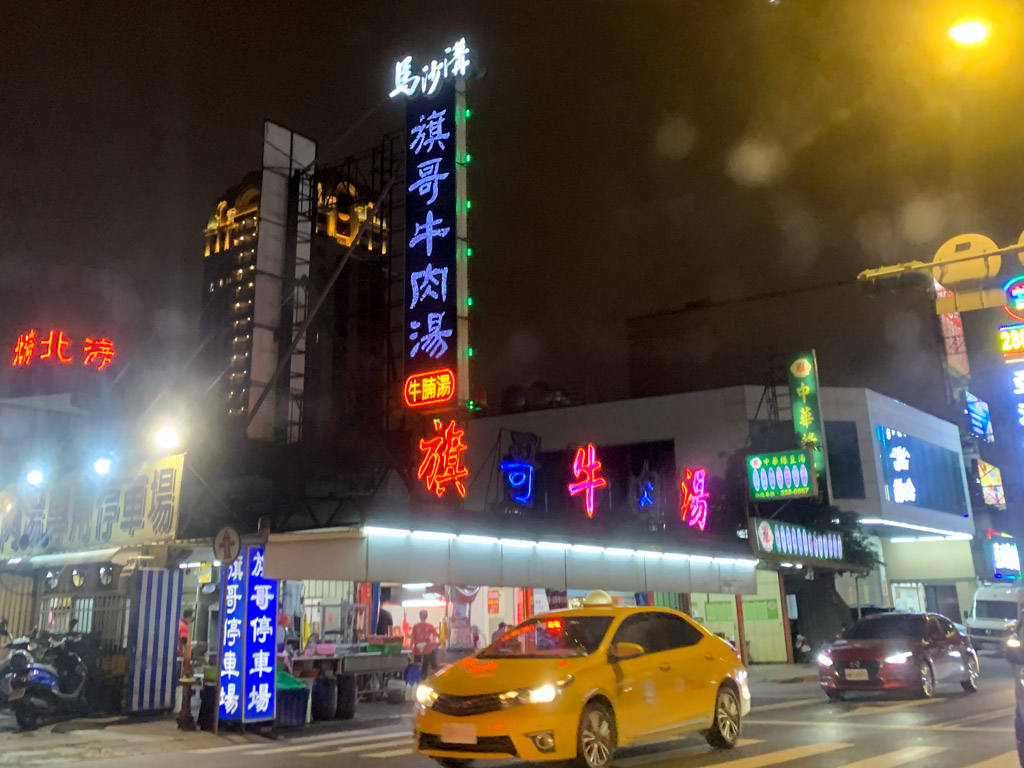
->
[479, 616, 613, 658]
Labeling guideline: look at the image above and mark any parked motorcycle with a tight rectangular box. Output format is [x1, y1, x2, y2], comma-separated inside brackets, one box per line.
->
[7, 631, 88, 730]
[0, 619, 36, 710]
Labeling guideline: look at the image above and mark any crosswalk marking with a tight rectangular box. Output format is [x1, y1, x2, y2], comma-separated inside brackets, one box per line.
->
[246, 731, 411, 756]
[936, 706, 1016, 728]
[754, 699, 821, 712]
[299, 737, 412, 757]
[614, 738, 763, 766]
[691, 742, 850, 768]
[838, 698, 945, 717]
[190, 726, 409, 754]
[961, 751, 1021, 767]
[364, 747, 415, 758]
[746, 717, 1014, 735]
[832, 745, 946, 767]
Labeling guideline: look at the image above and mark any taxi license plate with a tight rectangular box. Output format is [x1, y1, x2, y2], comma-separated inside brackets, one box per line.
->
[845, 669, 869, 681]
[440, 723, 478, 745]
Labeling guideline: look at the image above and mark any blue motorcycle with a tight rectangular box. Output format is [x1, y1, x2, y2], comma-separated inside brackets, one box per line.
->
[7, 633, 88, 731]
[0, 619, 36, 711]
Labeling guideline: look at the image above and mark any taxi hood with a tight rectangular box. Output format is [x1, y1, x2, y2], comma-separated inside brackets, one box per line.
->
[431, 653, 592, 696]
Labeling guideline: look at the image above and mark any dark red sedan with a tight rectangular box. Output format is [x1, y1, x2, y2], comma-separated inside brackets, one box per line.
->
[818, 612, 979, 699]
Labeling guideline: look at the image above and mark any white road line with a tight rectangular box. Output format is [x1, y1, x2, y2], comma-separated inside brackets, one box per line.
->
[190, 726, 410, 754]
[961, 751, 1022, 767]
[687, 742, 851, 768]
[364, 747, 416, 758]
[832, 745, 945, 767]
[754, 699, 822, 712]
[298, 737, 412, 757]
[745, 718, 1014, 735]
[246, 731, 412, 756]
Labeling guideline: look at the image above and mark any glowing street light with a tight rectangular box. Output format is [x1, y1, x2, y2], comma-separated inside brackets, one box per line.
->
[93, 457, 112, 476]
[26, 469, 44, 487]
[154, 426, 181, 451]
[949, 19, 990, 47]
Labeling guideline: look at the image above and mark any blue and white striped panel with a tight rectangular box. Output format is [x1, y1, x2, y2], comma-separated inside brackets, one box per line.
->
[127, 568, 184, 712]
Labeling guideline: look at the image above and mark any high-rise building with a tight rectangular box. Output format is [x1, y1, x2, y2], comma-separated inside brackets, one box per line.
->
[199, 125, 397, 448]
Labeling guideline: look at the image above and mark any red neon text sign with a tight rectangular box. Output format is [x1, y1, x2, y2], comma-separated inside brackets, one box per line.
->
[568, 443, 607, 518]
[12, 330, 116, 370]
[417, 418, 470, 498]
[680, 467, 710, 531]
[404, 368, 456, 408]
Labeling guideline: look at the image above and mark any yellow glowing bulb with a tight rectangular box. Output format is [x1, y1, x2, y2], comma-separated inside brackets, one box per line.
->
[949, 19, 989, 46]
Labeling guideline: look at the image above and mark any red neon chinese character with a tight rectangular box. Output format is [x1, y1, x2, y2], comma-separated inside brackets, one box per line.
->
[568, 443, 607, 518]
[39, 331, 73, 363]
[681, 467, 710, 531]
[12, 331, 36, 366]
[417, 419, 469, 498]
[83, 337, 116, 370]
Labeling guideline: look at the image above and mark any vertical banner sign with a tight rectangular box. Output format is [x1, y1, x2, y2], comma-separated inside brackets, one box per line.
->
[787, 351, 830, 489]
[397, 39, 471, 409]
[218, 555, 244, 722]
[219, 546, 277, 724]
[244, 546, 276, 721]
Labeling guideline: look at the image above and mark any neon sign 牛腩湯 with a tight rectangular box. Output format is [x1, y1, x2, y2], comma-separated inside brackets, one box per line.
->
[404, 368, 456, 408]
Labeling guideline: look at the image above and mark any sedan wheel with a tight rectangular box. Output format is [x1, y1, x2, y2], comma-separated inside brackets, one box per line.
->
[576, 702, 616, 768]
[961, 655, 979, 693]
[917, 661, 935, 699]
[704, 686, 741, 749]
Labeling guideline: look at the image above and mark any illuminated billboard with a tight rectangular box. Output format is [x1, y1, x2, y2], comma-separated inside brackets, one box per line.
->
[746, 450, 817, 501]
[986, 530, 1021, 581]
[977, 460, 1006, 510]
[875, 426, 969, 517]
[964, 392, 993, 442]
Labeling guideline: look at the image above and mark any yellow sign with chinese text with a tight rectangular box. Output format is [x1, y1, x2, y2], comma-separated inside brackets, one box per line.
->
[0, 453, 185, 557]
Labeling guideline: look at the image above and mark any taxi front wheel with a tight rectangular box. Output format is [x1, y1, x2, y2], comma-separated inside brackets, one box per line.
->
[573, 700, 617, 768]
[432, 759, 470, 768]
[704, 685, 741, 749]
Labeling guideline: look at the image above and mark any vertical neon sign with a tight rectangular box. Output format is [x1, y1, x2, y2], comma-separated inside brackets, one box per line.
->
[568, 444, 607, 518]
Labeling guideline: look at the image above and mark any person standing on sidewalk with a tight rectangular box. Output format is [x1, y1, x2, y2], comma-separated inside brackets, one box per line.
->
[411, 610, 440, 678]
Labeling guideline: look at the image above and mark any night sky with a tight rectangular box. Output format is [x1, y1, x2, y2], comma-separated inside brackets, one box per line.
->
[3, 1, 1024, 410]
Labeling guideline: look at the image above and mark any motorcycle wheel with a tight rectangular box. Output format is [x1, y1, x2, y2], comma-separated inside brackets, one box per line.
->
[15, 703, 40, 731]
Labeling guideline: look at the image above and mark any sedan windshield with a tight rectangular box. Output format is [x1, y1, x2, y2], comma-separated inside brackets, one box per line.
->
[975, 600, 1018, 620]
[479, 616, 613, 658]
[843, 615, 926, 640]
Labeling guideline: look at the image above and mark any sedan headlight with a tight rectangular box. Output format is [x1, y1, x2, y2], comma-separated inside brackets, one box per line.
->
[1008, 637, 1021, 649]
[500, 676, 574, 707]
[415, 684, 438, 707]
[816, 652, 833, 668]
[884, 651, 913, 665]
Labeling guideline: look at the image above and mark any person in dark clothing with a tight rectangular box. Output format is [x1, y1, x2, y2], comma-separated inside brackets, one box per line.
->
[376, 607, 394, 636]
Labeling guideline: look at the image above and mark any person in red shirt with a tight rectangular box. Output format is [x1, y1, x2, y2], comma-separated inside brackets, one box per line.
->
[411, 610, 440, 677]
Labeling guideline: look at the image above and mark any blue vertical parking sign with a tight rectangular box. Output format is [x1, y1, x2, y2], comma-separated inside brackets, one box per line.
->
[218, 545, 276, 723]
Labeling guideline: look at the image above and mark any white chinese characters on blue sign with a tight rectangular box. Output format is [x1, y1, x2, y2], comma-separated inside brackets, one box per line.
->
[218, 546, 277, 724]
[883, 429, 917, 505]
[390, 38, 470, 98]
[218, 557, 245, 721]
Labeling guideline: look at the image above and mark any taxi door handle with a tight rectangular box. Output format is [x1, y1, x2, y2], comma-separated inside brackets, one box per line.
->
[659, 663, 672, 672]
[703, 654, 715, 661]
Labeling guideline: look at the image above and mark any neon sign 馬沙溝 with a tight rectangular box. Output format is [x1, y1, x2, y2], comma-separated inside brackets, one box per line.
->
[390, 38, 470, 98]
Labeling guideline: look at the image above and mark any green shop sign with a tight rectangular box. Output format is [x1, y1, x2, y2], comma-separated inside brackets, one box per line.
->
[787, 350, 828, 477]
[752, 517, 844, 563]
[746, 450, 817, 501]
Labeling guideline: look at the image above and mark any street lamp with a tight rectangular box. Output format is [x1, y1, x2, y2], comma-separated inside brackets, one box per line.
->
[26, 469, 44, 487]
[949, 19, 989, 47]
[154, 426, 181, 451]
[93, 457, 112, 476]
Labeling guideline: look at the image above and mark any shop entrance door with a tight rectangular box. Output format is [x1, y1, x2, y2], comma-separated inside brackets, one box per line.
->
[925, 585, 962, 622]
[891, 583, 926, 613]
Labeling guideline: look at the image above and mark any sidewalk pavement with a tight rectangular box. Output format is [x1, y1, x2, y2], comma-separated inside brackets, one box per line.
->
[747, 663, 819, 685]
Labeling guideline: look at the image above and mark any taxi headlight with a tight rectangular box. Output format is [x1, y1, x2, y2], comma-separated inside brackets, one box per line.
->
[500, 676, 574, 707]
[415, 684, 438, 707]
[528, 684, 557, 703]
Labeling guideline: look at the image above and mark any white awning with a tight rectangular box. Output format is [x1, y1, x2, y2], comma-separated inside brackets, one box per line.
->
[2, 547, 134, 571]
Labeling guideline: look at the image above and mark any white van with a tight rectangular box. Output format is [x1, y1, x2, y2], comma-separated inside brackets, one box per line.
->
[966, 584, 1024, 649]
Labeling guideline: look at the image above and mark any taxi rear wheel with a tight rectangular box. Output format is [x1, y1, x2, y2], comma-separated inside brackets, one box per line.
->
[574, 700, 616, 768]
[705, 685, 741, 749]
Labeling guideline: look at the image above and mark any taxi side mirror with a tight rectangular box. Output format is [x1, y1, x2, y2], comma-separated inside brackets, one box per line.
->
[1007, 640, 1024, 666]
[609, 642, 644, 663]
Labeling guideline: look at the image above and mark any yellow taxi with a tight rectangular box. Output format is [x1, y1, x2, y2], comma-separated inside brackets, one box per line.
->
[414, 595, 750, 768]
